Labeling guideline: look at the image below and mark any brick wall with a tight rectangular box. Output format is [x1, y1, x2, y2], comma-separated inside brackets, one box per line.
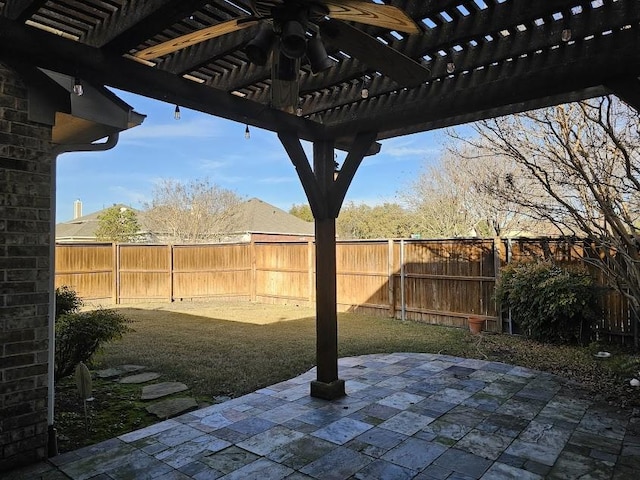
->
[0, 62, 53, 471]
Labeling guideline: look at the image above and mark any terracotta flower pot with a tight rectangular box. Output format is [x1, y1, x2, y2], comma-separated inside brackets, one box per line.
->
[468, 315, 484, 335]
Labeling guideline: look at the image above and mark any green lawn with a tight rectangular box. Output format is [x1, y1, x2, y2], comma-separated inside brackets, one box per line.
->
[99, 306, 473, 398]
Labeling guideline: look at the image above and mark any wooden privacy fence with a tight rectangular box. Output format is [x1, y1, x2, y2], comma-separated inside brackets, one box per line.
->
[54, 238, 634, 342]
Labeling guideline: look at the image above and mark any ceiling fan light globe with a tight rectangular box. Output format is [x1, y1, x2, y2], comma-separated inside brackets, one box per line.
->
[281, 20, 307, 59]
[307, 35, 333, 74]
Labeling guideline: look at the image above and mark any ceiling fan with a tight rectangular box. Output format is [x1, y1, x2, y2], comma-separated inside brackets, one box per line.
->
[135, 1, 423, 110]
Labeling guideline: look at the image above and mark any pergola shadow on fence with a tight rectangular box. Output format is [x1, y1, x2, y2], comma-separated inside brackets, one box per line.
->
[55, 237, 633, 344]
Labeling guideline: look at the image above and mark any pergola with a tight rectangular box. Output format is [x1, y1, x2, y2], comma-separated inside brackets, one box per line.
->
[0, 0, 638, 468]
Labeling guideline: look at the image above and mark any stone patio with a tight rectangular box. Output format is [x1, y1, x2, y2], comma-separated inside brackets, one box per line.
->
[6, 353, 640, 479]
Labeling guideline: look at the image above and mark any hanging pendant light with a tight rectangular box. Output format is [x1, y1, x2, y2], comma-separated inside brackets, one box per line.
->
[72, 77, 83, 96]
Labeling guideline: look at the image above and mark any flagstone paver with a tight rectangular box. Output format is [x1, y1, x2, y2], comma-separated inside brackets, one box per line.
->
[118, 372, 161, 384]
[96, 364, 146, 379]
[146, 397, 199, 419]
[8, 353, 640, 479]
[95, 367, 125, 379]
[142, 382, 189, 400]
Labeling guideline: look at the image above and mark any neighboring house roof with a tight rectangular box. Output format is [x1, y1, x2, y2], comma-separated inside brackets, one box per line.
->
[229, 198, 314, 236]
[56, 199, 314, 242]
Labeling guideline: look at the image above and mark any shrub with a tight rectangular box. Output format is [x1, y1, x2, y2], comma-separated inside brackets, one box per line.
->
[494, 260, 598, 344]
[55, 285, 83, 317]
[55, 286, 132, 380]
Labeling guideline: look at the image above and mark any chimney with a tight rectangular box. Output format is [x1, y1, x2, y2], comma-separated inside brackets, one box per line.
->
[73, 199, 82, 219]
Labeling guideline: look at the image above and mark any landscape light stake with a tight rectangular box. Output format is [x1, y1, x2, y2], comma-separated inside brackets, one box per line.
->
[74, 362, 93, 433]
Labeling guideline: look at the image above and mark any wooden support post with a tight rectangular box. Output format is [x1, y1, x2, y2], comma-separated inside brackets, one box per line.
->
[278, 130, 378, 401]
[313, 217, 340, 387]
[310, 139, 344, 398]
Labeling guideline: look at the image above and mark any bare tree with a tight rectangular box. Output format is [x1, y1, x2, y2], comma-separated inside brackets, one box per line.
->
[143, 178, 242, 243]
[402, 150, 535, 238]
[459, 97, 640, 340]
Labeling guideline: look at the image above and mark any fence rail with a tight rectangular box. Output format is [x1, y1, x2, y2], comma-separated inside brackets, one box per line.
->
[54, 238, 634, 343]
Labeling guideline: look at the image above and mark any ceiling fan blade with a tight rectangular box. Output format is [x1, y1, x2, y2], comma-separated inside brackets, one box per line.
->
[322, 0, 420, 34]
[135, 18, 259, 60]
[320, 19, 429, 86]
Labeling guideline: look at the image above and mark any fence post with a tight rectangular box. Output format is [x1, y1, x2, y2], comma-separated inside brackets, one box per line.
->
[400, 239, 406, 322]
[388, 239, 395, 318]
[506, 238, 513, 334]
[168, 244, 173, 303]
[250, 241, 257, 302]
[634, 308, 638, 350]
[112, 243, 119, 305]
[493, 238, 503, 333]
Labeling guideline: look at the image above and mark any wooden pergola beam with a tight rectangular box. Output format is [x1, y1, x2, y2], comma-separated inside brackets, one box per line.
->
[329, 131, 378, 218]
[607, 78, 640, 112]
[0, 17, 323, 138]
[278, 131, 326, 220]
[322, 26, 640, 138]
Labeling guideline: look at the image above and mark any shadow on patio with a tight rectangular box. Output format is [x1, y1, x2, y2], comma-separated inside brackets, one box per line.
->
[7, 353, 640, 480]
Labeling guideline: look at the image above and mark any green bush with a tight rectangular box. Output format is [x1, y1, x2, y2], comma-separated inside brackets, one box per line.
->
[55, 285, 83, 317]
[495, 260, 598, 344]
[55, 286, 132, 380]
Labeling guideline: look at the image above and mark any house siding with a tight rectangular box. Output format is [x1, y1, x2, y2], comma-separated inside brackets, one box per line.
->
[0, 62, 53, 471]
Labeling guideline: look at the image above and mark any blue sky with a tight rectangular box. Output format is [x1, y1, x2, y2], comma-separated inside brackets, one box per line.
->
[55, 90, 444, 222]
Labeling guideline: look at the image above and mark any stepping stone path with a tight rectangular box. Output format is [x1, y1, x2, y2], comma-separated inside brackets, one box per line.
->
[141, 382, 189, 400]
[96, 364, 145, 379]
[99, 365, 198, 419]
[118, 372, 161, 384]
[145, 397, 198, 419]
